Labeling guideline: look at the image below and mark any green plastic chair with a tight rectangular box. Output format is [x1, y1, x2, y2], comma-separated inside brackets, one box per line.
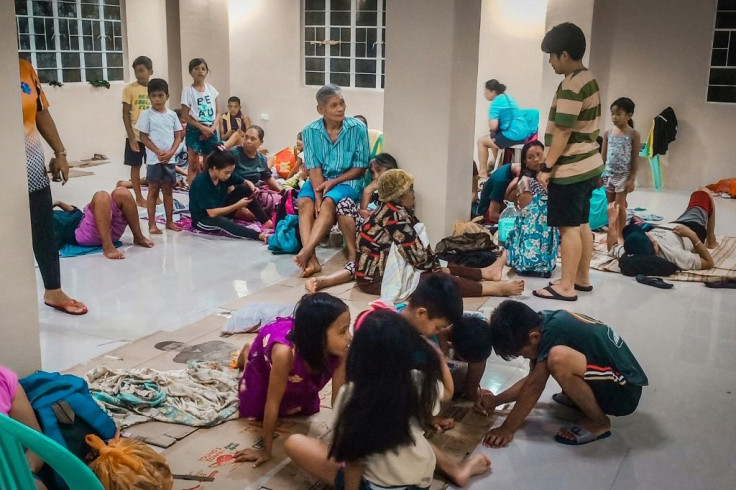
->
[639, 140, 662, 190]
[0, 414, 103, 490]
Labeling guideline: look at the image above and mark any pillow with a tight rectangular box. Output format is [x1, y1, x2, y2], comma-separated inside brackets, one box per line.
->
[222, 302, 295, 334]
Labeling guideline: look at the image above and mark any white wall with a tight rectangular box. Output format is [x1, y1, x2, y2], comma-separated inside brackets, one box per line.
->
[227, 0, 384, 151]
[590, 0, 735, 190]
[473, 0, 548, 157]
[40, 0, 170, 164]
[180, 0, 230, 112]
[1, 8, 42, 375]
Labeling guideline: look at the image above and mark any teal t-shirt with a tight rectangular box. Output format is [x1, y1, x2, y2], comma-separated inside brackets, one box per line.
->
[230, 147, 270, 184]
[537, 310, 648, 387]
[489, 94, 530, 141]
[189, 172, 244, 224]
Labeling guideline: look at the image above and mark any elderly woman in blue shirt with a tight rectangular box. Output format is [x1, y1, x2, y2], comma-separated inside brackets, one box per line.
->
[295, 84, 370, 277]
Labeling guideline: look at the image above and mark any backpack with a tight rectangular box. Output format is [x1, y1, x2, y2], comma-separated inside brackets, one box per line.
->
[273, 188, 299, 225]
[256, 187, 282, 217]
[506, 193, 559, 277]
[435, 233, 498, 268]
[20, 371, 117, 489]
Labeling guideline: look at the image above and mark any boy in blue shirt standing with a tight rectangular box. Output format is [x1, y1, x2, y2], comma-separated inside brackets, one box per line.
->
[481, 300, 647, 446]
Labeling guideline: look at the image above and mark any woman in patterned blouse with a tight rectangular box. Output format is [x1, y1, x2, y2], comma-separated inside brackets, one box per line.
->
[355, 170, 524, 297]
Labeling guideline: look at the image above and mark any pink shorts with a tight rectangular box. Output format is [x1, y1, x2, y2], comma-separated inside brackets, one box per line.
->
[74, 194, 127, 246]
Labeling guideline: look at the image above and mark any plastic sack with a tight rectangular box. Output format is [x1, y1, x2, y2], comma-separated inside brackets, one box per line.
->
[86, 433, 173, 490]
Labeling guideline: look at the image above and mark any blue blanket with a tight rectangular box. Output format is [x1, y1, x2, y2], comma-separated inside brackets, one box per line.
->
[59, 241, 123, 258]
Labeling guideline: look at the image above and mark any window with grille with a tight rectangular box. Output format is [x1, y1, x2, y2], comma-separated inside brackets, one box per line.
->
[709, 0, 736, 102]
[303, 0, 386, 89]
[15, 0, 124, 84]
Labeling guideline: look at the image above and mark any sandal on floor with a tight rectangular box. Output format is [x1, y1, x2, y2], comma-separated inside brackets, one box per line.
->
[44, 299, 88, 315]
[533, 285, 577, 302]
[552, 392, 579, 409]
[555, 425, 611, 445]
[704, 279, 736, 289]
[549, 281, 593, 292]
[635, 274, 673, 289]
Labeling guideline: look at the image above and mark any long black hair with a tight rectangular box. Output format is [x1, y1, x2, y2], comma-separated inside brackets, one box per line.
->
[520, 140, 545, 178]
[329, 310, 441, 462]
[611, 97, 636, 128]
[287, 293, 348, 374]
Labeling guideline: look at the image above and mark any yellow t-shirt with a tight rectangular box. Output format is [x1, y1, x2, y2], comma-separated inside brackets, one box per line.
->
[122, 82, 150, 140]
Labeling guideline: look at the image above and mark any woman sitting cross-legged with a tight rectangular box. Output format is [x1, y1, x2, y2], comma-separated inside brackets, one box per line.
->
[188, 146, 272, 241]
[355, 169, 524, 298]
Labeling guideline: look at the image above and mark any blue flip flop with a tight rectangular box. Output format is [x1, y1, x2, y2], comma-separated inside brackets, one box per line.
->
[555, 425, 611, 445]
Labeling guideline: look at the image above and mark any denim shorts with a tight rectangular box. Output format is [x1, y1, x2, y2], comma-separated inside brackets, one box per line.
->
[298, 179, 359, 204]
[146, 163, 177, 184]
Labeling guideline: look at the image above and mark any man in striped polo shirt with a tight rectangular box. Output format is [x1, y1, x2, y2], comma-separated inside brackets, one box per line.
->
[295, 84, 370, 277]
[534, 23, 604, 302]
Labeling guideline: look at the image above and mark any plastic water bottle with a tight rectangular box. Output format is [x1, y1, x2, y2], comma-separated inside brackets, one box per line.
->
[497, 200, 519, 244]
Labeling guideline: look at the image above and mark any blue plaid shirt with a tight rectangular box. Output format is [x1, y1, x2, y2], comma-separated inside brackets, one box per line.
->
[302, 116, 370, 194]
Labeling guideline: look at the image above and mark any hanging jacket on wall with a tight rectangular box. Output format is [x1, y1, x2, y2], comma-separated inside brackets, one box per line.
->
[649, 106, 678, 156]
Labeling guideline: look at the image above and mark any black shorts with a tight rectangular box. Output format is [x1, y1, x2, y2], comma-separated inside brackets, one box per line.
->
[587, 381, 642, 416]
[547, 175, 600, 227]
[124, 138, 146, 166]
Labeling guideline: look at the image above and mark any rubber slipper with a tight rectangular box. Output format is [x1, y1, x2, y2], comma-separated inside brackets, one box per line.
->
[44, 299, 88, 315]
[533, 285, 577, 302]
[552, 393, 579, 409]
[555, 425, 611, 445]
[549, 281, 593, 292]
[704, 279, 736, 289]
[635, 274, 673, 289]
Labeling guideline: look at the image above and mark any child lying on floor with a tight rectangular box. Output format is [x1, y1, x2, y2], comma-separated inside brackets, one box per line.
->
[284, 310, 490, 489]
[233, 293, 351, 467]
[53, 187, 154, 259]
[481, 300, 648, 447]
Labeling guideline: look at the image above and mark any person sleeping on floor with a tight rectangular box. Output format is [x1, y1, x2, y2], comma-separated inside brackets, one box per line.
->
[606, 188, 718, 271]
[52, 187, 154, 260]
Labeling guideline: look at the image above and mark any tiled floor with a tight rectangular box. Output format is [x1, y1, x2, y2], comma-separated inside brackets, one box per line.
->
[39, 163, 736, 489]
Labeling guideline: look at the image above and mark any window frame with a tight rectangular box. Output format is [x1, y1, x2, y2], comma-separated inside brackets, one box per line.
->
[707, 0, 736, 104]
[302, 0, 386, 90]
[15, 0, 125, 85]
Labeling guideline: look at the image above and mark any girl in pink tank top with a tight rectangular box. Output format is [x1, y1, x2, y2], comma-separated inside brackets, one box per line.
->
[234, 293, 351, 467]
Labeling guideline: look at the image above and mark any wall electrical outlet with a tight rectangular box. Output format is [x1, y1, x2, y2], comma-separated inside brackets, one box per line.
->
[260, 113, 270, 121]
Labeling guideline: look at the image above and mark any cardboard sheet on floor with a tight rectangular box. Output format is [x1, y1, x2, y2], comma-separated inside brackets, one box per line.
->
[64, 314, 230, 376]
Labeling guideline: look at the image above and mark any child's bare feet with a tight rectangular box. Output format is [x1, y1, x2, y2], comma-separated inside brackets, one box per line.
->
[706, 239, 719, 249]
[149, 225, 162, 235]
[293, 249, 310, 272]
[136, 198, 147, 208]
[499, 279, 524, 296]
[258, 232, 270, 243]
[453, 454, 492, 487]
[103, 245, 125, 260]
[134, 235, 155, 248]
[166, 221, 182, 232]
[304, 276, 324, 294]
[263, 219, 274, 229]
[481, 250, 508, 281]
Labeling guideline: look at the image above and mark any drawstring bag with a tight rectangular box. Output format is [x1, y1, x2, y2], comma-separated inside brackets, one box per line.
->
[268, 214, 301, 254]
[86, 433, 173, 490]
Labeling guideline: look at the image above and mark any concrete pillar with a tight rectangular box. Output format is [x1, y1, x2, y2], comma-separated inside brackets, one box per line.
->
[0, 9, 43, 375]
[383, 0, 482, 242]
